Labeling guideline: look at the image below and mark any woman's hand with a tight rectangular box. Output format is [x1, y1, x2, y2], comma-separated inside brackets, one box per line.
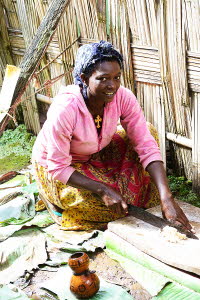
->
[161, 195, 193, 233]
[68, 171, 128, 215]
[97, 184, 128, 215]
[146, 161, 193, 233]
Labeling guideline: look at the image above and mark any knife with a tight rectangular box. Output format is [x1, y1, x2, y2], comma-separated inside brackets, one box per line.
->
[128, 205, 198, 240]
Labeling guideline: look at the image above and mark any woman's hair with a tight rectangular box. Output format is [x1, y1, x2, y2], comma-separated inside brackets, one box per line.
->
[73, 41, 123, 86]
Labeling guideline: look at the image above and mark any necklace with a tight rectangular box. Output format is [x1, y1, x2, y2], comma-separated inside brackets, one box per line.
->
[81, 86, 103, 129]
[94, 115, 102, 128]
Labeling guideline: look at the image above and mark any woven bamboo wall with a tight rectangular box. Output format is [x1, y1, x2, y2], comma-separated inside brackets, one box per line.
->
[0, 0, 199, 192]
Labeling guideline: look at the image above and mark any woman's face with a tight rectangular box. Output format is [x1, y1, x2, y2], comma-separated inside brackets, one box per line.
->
[84, 60, 121, 104]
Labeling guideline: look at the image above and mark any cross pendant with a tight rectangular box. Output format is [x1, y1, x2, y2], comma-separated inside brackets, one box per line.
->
[94, 115, 102, 128]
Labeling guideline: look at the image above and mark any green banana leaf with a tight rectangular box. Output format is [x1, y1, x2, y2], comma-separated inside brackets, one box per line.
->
[105, 230, 200, 294]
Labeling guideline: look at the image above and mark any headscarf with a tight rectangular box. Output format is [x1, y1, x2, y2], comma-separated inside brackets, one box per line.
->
[73, 40, 123, 86]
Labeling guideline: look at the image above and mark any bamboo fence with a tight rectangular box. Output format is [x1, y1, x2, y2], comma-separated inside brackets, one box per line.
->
[0, 0, 199, 192]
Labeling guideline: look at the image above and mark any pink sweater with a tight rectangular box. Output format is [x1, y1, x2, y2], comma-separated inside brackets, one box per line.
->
[32, 85, 162, 184]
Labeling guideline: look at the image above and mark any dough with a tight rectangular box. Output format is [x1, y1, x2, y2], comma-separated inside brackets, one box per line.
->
[160, 226, 187, 243]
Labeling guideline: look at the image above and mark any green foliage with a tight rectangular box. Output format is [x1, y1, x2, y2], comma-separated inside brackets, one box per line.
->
[0, 124, 36, 175]
[168, 175, 200, 207]
[0, 124, 36, 158]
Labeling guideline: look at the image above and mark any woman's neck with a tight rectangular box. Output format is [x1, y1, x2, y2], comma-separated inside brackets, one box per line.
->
[82, 87, 104, 115]
[87, 98, 104, 113]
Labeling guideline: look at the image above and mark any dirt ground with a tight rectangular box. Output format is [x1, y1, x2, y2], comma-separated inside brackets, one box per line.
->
[90, 251, 151, 300]
[22, 250, 151, 300]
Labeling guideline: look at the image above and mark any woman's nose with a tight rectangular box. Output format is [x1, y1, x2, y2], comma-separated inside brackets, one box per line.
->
[107, 80, 115, 89]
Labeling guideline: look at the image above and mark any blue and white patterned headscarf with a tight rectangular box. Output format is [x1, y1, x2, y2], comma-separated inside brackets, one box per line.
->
[73, 40, 123, 86]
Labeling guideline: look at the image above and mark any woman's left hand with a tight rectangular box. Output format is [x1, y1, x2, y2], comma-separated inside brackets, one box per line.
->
[146, 161, 193, 233]
[161, 195, 193, 233]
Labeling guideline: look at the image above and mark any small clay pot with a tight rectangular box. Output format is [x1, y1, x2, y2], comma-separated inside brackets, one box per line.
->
[70, 271, 100, 299]
[68, 252, 89, 274]
[68, 252, 100, 299]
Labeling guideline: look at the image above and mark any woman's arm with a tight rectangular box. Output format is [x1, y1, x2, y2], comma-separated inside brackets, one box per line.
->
[146, 161, 193, 232]
[68, 170, 128, 215]
[120, 88, 162, 170]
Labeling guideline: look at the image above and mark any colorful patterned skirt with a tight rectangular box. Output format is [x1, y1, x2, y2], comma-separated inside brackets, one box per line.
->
[33, 124, 160, 230]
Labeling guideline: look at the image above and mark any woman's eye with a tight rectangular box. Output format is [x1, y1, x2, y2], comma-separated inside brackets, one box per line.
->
[98, 76, 120, 81]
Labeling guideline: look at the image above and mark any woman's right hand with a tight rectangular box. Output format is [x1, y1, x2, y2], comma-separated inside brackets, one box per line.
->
[68, 171, 128, 215]
[97, 184, 128, 215]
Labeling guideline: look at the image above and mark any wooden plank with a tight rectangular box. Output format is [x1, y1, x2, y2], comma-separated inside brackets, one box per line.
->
[0, 65, 21, 123]
[108, 201, 200, 275]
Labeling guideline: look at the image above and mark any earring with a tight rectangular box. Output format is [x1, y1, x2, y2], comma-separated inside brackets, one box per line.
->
[82, 84, 88, 100]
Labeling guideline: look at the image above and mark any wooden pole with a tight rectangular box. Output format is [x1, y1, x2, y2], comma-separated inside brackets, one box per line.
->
[0, 0, 71, 134]
[36, 93, 53, 105]
[166, 132, 192, 149]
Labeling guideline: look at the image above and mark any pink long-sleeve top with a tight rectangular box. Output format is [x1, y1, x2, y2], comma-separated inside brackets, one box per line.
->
[32, 85, 162, 184]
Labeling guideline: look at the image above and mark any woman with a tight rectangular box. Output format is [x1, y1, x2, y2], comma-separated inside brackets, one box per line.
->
[32, 41, 192, 232]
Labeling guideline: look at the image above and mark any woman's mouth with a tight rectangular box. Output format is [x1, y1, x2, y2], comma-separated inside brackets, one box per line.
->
[104, 92, 115, 97]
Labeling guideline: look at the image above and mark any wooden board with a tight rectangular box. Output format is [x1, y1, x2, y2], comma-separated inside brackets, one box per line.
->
[108, 201, 200, 275]
[0, 65, 20, 123]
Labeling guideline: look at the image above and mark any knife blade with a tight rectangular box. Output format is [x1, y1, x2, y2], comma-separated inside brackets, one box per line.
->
[128, 205, 198, 240]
